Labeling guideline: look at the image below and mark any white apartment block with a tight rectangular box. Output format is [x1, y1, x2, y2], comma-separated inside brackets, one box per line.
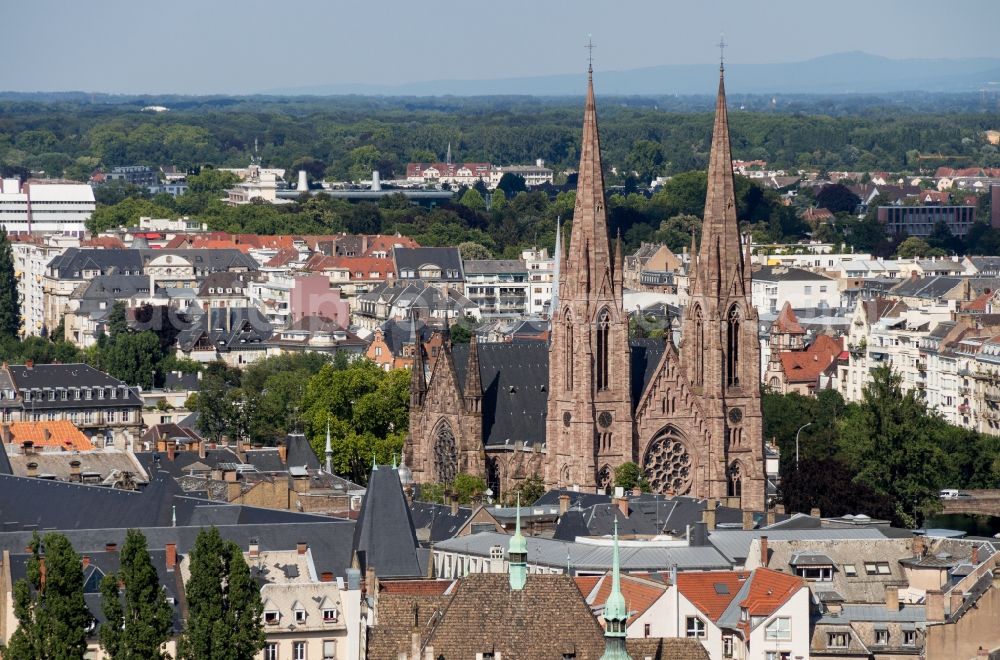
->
[0, 179, 95, 236]
[752, 266, 840, 314]
[522, 246, 555, 315]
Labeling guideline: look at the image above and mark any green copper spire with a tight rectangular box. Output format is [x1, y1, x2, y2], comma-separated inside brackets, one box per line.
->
[600, 519, 632, 660]
[509, 493, 527, 591]
[371, 451, 378, 472]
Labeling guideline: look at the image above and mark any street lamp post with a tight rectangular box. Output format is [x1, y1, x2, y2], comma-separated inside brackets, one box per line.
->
[795, 422, 812, 469]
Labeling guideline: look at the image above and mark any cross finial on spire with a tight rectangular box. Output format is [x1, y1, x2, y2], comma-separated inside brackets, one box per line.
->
[718, 33, 727, 72]
[586, 34, 595, 74]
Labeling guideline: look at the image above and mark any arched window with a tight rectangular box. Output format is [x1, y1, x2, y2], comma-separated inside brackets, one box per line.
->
[564, 310, 574, 390]
[596, 308, 611, 390]
[693, 306, 704, 386]
[727, 461, 743, 499]
[727, 305, 741, 387]
[433, 423, 458, 483]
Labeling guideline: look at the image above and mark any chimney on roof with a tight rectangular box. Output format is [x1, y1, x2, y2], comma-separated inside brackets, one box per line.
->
[558, 494, 570, 515]
[615, 496, 629, 519]
[450, 492, 459, 517]
[702, 499, 717, 531]
[248, 540, 259, 559]
[81, 555, 90, 569]
[165, 543, 177, 571]
[885, 585, 899, 612]
[760, 535, 769, 568]
[926, 589, 945, 622]
[277, 442, 287, 465]
[631, 486, 642, 497]
[810, 507, 822, 518]
[320, 571, 334, 583]
[24, 360, 32, 369]
[26, 461, 37, 478]
[296, 541, 307, 556]
[69, 460, 81, 482]
[105, 542, 118, 553]
[742, 510, 754, 530]
[198, 440, 206, 460]
[166, 441, 175, 462]
[766, 508, 776, 527]
[912, 535, 927, 558]
[972, 544, 980, 565]
[21, 440, 33, 455]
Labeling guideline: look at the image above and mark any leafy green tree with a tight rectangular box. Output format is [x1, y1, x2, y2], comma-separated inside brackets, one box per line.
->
[97, 331, 162, 389]
[100, 529, 173, 660]
[815, 184, 861, 214]
[178, 528, 264, 660]
[0, 229, 21, 339]
[452, 473, 487, 504]
[496, 173, 527, 197]
[613, 462, 650, 493]
[896, 236, 942, 259]
[779, 457, 895, 519]
[625, 139, 664, 183]
[448, 323, 472, 344]
[186, 168, 239, 194]
[838, 366, 947, 521]
[86, 198, 174, 233]
[195, 373, 236, 444]
[490, 188, 507, 211]
[6, 532, 92, 660]
[504, 474, 545, 506]
[459, 188, 487, 211]
[458, 241, 492, 260]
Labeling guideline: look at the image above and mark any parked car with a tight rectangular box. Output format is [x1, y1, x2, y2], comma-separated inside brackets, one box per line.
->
[940, 489, 960, 499]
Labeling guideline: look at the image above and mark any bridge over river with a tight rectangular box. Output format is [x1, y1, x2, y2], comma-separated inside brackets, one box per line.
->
[940, 490, 1000, 517]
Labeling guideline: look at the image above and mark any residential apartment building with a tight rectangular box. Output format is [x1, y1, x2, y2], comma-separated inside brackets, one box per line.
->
[489, 161, 554, 187]
[752, 266, 840, 313]
[0, 363, 143, 448]
[877, 204, 977, 238]
[9, 234, 65, 336]
[462, 259, 529, 318]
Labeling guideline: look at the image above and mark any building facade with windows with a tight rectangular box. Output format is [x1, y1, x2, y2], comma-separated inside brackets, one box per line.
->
[0, 178, 95, 235]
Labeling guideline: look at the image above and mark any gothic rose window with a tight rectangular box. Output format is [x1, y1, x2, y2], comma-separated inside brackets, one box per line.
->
[643, 427, 693, 495]
[433, 423, 458, 483]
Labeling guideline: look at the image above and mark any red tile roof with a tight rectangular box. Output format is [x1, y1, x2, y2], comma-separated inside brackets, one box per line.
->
[582, 572, 668, 621]
[739, 568, 803, 617]
[778, 334, 844, 384]
[772, 302, 805, 335]
[676, 571, 748, 621]
[5, 421, 92, 451]
[81, 236, 125, 249]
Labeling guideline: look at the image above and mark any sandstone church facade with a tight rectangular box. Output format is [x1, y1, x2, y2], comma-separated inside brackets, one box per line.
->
[406, 63, 765, 512]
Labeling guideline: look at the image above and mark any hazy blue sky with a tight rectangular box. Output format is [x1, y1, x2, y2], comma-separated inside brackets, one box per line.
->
[3, 0, 997, 94]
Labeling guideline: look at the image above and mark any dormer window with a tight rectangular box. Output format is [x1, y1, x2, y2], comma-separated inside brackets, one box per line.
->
[98, 388, 105, 400]
[294, 608, 306, 623]
[263, 610, 279, 625]
[49, 390, 56, 401]
[85, 389, 92, 400]
[323, 607, 338, 622]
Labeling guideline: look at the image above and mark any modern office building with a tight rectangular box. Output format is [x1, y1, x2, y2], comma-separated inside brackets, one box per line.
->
[0, 179, 95, 235]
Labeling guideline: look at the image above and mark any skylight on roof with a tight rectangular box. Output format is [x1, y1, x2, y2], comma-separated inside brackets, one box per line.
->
[714, 583, 729, 594]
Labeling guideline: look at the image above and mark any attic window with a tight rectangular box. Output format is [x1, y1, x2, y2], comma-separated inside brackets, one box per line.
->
[843, 564, 857, 577]
[264, 610, 279, 625]
[295, 608, 306, 623]
[323, 607, 338, 622]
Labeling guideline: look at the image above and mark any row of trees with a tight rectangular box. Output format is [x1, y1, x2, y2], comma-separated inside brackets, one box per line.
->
[189, 355, 409, 485]
[767, 365, 1000, 526]
[3, 94, 998, 182]
[5, 527, 263, 660]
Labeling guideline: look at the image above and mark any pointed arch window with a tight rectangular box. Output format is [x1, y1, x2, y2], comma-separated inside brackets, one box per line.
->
[693, 306, 704, 386]
[727, 304, 741, 387]
[727, 461, 743, 499]
[564, 310, 574, 390]
[596, 308, 611, 390]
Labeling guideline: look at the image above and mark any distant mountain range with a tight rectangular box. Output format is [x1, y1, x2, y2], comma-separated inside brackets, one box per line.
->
[266, 52, 1000, 97]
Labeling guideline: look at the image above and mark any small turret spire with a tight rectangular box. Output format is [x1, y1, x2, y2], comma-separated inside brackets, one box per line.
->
[599, 519, 632, 659]
[509, 493, 528, 591]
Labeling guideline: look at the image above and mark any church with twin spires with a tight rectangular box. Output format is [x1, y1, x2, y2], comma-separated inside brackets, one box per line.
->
[405, 61, 765, 512]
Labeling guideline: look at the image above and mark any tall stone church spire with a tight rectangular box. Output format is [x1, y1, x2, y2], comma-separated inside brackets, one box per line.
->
[681, 61, 765, 512]
[546, 64, 633, 491]
[692, 65, 744, 301]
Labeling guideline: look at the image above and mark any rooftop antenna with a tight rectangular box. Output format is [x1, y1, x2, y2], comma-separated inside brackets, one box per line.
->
[718, 33, 727, 72]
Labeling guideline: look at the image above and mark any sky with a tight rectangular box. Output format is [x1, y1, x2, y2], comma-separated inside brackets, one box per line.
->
[2, 0, 998, 95]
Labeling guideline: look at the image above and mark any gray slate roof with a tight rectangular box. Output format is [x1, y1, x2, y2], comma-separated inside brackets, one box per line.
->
[352, 466, 424, 578]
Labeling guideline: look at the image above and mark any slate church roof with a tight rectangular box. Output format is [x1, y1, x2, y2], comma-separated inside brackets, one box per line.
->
[352, 465, 425, 578]
[447, 339, 666, 448]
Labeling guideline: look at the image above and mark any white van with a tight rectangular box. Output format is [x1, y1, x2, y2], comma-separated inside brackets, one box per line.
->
[940, 489, 960, 499]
